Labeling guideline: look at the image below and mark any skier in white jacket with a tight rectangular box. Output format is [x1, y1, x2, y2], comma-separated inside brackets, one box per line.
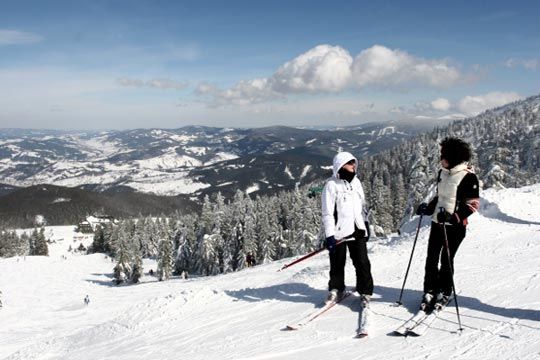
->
[321, 151, 373, 304]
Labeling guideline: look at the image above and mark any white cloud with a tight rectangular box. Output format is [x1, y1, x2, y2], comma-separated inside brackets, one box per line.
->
[271, 45, 353, 93]
[117, 77, 188, 90]
[351, 45, 461, 88]
[0, 29, 42, 45]
[197, 44, 465, 106]
[431, 97, 451, 111]
[394, 92, 522, 120]
[457, 91, 522, 116]
[195, 79, 283, 107]
[505, 58, 539, 71]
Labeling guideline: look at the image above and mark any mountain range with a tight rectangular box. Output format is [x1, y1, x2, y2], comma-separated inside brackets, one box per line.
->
[0, 122, 432, 198]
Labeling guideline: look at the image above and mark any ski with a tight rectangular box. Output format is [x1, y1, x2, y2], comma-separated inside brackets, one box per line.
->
[392, 309, 430, 336]
[285, 291, 352, 330]
[406, 298, 452, 337]
[356, 298, 371, 338]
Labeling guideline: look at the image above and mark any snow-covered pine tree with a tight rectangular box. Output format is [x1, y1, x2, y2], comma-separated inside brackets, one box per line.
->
[113, 262, 128, 285]
[35, 228, 48, 256]
[157, 237, 174, 281]
[228, 190, 247, 272]
[238, 195, 256, 271]
[275, 192, 294, 260]
[213, 192, 232, 273]
[173, 214, 198, 275]
[19, 232, 30, 255]
[391, 173, 407, 231]
[28, 228, 37, 255]
[112, 227, 132, 284]
[369, 175, 392, 236]
[28, 228, 48, 256]
[254, 196, 277, 264]
[292, 189, 319, 254]
[0, 230, 26, 257]
[131, 251, 144, 283]
[90, 225, 110, 253]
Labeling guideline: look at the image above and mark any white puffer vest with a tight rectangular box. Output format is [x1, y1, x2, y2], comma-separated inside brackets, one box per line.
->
[432, 163, 470, 223]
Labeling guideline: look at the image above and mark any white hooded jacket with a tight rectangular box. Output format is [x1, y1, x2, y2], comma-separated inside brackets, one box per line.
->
[321, 152, 367, 240]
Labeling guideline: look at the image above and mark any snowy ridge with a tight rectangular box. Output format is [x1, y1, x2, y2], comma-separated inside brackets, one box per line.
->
[1, 184, 539, 359]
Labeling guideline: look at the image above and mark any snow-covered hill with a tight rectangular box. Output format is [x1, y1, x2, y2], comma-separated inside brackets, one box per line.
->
[1, 184, 539, 359]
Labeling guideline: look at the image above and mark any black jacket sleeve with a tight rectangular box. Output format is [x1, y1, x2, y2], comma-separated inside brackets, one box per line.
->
[455, 172, 480, 223]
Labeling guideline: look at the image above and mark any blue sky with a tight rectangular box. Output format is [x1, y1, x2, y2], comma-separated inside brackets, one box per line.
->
[1, 0, 539, 129]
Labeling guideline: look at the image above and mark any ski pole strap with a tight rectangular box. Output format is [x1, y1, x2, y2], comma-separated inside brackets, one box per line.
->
[278, 239, 345, 271]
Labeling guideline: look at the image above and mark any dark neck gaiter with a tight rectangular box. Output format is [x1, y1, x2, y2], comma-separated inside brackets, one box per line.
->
[338, 167, 355, 183]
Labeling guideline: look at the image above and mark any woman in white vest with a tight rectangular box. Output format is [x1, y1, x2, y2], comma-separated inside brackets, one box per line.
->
[416, 137, 480, 310]
[321, 151, 373, 305]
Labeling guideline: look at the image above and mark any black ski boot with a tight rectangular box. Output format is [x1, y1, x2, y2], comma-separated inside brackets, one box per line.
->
[326, 289, 344, 303]
[434, 293, 450, 310]
[420, 292, 435, 312]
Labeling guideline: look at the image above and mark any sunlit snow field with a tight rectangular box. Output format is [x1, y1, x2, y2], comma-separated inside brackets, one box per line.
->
[1, 184, 539, 359]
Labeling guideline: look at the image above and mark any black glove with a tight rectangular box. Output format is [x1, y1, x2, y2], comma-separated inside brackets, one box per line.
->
[437, 210, 458, 224]
[325, 236, 337, 253]
[416, 203, 428, 215]
[364, 221, 371, 241]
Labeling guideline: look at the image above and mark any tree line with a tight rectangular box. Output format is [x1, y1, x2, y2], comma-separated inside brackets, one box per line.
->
[0, 226, 49, 257]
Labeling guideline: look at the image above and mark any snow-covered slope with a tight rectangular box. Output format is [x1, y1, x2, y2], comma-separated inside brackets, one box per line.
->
[1, 184, 539, 359]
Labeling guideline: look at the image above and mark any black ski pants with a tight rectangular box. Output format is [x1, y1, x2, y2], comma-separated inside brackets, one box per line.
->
[423, 221, 466, 296]
[328, 235, 373, 295]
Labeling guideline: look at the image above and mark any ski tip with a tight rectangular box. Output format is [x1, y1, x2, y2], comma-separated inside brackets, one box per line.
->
[389, 330, 407, 337]
[283, 325, 298, 331]
[406, 331, 420, 337]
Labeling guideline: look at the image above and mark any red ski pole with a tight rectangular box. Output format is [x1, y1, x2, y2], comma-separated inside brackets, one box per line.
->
[277, 239, 344, 272]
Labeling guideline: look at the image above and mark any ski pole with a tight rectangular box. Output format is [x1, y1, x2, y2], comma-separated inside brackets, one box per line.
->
[277, 239, 344, 272]
[396, 214, 423, 305]
[439, 208, 464, 332]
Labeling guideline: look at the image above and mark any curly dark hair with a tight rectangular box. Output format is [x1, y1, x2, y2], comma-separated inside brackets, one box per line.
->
[440, 137, 472, 169]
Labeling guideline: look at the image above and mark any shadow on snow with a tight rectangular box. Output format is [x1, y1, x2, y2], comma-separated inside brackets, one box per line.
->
[225, 283, 540, 325]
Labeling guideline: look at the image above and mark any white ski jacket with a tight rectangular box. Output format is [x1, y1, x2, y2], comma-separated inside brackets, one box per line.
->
[321, 152, 367, 240]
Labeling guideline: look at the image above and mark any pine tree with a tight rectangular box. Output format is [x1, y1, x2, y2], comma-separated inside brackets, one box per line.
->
[239, 196, 257, 271]
[112, 227, 132, 284]
[113, 262, 128, 285]
[131, 252, 144, 283]
[174, 214, 198, 275]
[29, 228, 48, 256]
[157, 237, 174, 281]
[90, 226, 110, 253]
[256, 196, 279, 264]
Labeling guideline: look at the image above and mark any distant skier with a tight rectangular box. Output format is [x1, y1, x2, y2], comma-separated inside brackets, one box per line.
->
[321, 151, 373, 305]
[180, 270, 188, 279]
[246, 253, 256, 267]
[416, 137, 480, 310]
[84, 295, 90, 306]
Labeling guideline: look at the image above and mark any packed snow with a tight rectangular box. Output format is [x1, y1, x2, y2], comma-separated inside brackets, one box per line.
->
[0, 184, 539, 359]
